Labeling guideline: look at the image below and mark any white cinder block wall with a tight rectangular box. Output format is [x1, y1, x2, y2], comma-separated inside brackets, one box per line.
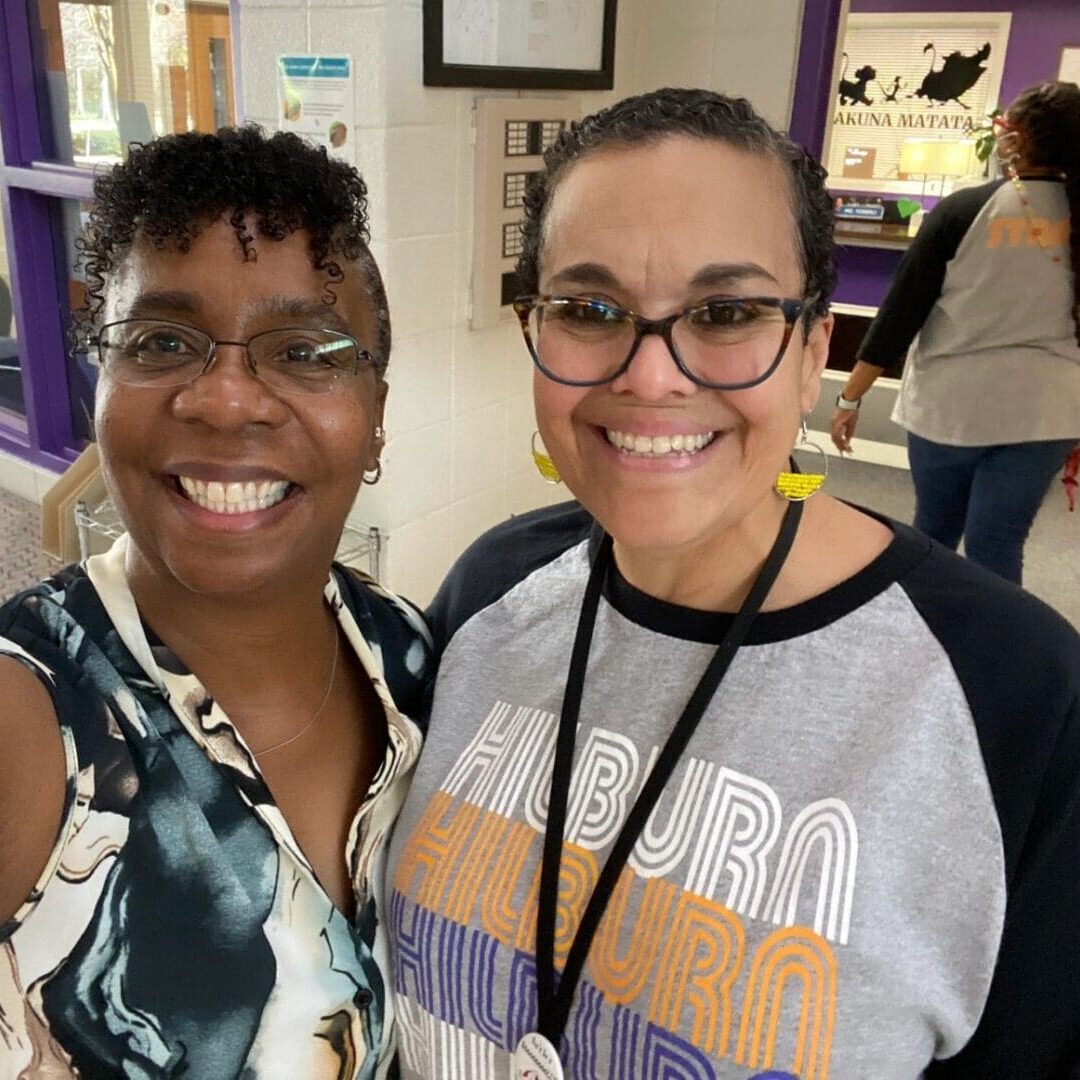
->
[238, 0, 803, 604]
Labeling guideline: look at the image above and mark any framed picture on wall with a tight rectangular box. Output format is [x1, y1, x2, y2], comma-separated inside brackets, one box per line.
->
[422, 0, 617, 90]
[822, 11, 1011, 197]
[1059, 46, 1080, 85]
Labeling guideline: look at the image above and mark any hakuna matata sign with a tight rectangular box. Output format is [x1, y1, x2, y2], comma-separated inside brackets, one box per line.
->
[824, 11, 1012, 196]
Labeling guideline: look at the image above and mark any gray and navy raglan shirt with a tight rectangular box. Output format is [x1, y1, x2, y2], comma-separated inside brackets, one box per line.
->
[387, 501, 1080, 1079]
[859, 177, 1080, 447]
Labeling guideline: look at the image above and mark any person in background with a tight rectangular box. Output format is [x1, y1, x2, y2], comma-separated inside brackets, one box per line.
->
[387, 87, 1080, 1079]
[830, 80, 1080, 585]
[0, 127, 431, 1078]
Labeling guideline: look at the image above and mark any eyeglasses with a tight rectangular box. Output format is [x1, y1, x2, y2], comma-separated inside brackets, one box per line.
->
[89, 319, 376, 396]
[513, 294, 814, 390]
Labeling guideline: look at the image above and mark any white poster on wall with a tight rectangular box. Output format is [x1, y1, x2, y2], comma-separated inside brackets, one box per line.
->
[276, 56, 355, 164]
[1060, 46, 1080, 84]
[443, 0, 606, 71]
[824, 12, 1011, 196]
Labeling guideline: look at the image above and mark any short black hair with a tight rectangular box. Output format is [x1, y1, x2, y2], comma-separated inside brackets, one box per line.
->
[79, 125, 391, 375]
[1009, 80, 1080, 171]
[518, 87, 836, 329]
[1008, 80, 1080, 344]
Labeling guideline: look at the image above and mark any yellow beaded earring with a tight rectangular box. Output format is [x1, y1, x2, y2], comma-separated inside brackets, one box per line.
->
[775, 419, 827, 501]
[531, 431, 562, 485]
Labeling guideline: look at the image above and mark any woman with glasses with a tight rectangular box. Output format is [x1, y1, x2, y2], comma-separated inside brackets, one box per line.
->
[830, 80, 1080, 586]
[388, 88, 1080, 1078]
[0, 128, 430, 1078]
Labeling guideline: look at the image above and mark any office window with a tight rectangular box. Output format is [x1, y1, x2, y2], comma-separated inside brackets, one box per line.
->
[501, 221, 524, 259]
[38, 0, 237, 167]
[0, 196, 25, 424]
[0, 0, 240, 466]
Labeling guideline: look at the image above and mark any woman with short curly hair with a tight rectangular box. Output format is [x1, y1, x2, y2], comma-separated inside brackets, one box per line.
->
[0, 126, 430, 1079]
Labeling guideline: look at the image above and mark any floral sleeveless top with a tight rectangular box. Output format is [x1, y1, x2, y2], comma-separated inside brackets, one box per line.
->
[0, 535, 431, 1079]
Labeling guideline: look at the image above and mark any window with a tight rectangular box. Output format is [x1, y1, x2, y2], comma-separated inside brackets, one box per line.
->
[0, 199, 25, 425]
[0, 0, 238, 469]
[39, 0, 237, 167]
[501, 221, 523, 259]
[504, 119, 564, 157]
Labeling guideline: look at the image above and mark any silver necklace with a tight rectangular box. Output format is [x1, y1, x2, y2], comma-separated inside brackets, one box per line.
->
[252, 625, 341, 757]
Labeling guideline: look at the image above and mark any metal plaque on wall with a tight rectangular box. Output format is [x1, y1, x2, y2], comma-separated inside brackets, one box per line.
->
[471, 96, 580, 330]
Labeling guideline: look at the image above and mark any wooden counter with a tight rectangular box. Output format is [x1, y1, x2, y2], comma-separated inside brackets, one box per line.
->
[834, 220, 912, 250]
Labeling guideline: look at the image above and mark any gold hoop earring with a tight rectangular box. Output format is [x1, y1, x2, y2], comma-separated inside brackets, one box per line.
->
[362, 460, 383, 486]
[775, 419, 827, 501]
[531, 431, 562, 485]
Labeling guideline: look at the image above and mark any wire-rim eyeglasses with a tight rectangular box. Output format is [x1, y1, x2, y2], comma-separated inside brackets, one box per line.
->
[82, 318, 378, 396]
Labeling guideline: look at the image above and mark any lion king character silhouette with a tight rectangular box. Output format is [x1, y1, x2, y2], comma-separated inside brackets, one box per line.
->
[838, 52, 876, 106]
[912, 42, 991, 109]
[878, 75, 904, 102]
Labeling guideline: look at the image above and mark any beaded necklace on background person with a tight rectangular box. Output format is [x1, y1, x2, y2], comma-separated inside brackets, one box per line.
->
[1006, 158, 1068, 265]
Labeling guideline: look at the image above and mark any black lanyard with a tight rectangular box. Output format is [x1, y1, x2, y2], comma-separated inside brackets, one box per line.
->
[534, 498, 803, 1047]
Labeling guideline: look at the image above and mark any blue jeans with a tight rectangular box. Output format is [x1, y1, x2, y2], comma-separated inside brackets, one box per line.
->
[907, 433, 1076, 585]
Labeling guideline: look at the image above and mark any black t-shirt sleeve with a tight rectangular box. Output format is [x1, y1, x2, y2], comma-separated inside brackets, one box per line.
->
[926, 697, 1080, 1077]
[857, 181, 1003, 371]
[902, 547, 1080, 1077]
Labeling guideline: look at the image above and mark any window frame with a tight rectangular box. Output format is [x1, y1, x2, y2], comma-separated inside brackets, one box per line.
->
[0, 0, 243, 470]
[0, 0, 87, 468]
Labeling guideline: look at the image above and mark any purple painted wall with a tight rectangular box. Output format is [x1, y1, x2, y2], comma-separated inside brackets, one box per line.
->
[834, 244, 903, 308]
[805, 0, 1080, 308]
[789, 0, 845, 161]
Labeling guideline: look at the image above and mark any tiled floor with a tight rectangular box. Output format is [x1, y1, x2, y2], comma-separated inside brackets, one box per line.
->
[1, 459, 1078, 627]
[826, 454, 1080, 628]
[0, 489, 61, 596]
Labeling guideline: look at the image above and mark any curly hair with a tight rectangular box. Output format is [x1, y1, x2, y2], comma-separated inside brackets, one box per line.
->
[517, 87, 837, 331]
[1008, 80, 1080, 345]
[79, 125, 391, 374]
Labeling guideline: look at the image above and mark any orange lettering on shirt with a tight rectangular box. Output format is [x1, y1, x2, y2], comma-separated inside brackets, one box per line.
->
[479, 819, 537, 948]
[987, 216, 1026, 248]
[393, 790, 455, 901]
[648, 892, 746, 1058]
[735, 926, 837, 1080]
[589, 868, 679, 1005]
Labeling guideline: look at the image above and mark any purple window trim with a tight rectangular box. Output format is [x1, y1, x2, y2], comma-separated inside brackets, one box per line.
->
[0, 0, 244, 472]
[786, 0, 911, 310]
[0, 185, 33, 438]
[0, 0, 45, 167]
[0, 0, 87, 469]
[788, 0, 844, 158]
[0, 427, 74, 473]
[5, 187, 78, 457]
[3, 163, 95, 200]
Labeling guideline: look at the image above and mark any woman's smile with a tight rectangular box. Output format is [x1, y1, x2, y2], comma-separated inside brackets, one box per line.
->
[167, 472, 300, 530]
[594, 422, 725, 473]
[602, 426, 718, 457]
[176, 476, 292, 514]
